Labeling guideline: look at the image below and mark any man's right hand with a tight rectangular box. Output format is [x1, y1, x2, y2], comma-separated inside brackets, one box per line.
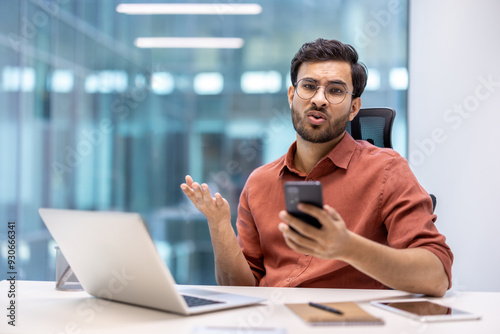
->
[180, 175, 231, 228]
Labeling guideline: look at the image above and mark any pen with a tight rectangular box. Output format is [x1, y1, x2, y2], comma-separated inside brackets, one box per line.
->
[308, 302, 344, 315]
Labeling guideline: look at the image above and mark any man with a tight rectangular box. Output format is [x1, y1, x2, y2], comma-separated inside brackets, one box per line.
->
[181, 38, 453, 297]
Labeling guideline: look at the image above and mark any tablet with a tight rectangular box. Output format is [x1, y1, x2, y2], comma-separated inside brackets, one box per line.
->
[370, 299, 481, 322]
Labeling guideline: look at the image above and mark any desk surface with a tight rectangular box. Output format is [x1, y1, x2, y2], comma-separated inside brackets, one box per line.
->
[1, 280, 498, 334]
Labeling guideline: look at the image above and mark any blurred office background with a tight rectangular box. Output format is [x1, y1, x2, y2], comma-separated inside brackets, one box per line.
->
[0, 0, 409, 284]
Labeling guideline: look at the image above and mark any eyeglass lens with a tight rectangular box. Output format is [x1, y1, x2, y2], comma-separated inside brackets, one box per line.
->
[296, 79, 348, 104]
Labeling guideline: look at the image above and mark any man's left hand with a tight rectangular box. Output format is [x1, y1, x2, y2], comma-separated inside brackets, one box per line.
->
[278, 204, 352, 259]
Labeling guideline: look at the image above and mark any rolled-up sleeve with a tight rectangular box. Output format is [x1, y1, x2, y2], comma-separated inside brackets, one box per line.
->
[380, 155, 454, 288]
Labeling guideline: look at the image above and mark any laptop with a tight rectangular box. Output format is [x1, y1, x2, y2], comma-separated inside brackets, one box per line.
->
[39, 208, 265, 315]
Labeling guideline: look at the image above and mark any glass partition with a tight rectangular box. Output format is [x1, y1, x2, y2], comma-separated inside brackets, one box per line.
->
[0, 0, 408, 284]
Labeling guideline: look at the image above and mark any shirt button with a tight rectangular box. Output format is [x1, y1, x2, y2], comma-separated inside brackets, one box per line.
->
[287, 278, 291, 282]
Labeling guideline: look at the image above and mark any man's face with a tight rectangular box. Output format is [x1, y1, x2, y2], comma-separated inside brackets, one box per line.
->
[288, 61, 361, 144]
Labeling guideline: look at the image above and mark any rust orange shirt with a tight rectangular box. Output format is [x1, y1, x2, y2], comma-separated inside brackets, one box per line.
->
[236, 133, 453, 289]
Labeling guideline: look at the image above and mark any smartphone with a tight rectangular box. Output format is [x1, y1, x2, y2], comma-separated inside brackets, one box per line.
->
[370, 299, 481, 322]
[284, 181, 323, 229]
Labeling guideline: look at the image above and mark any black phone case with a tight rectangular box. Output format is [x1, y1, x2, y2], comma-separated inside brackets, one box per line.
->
[284, 181, 323, 229]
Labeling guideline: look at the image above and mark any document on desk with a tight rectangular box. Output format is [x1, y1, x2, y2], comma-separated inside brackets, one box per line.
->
[192, 326, 286, 333]
[286, 302, 384, 326]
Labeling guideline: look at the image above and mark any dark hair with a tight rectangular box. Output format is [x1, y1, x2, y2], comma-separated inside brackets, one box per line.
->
[290, 38, 368, 98]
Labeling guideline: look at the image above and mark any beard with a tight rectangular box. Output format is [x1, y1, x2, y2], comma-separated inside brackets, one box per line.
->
[291, 105, 350, 144]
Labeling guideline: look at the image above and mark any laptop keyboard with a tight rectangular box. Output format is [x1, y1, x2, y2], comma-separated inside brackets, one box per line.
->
[182, 294, 224, 307]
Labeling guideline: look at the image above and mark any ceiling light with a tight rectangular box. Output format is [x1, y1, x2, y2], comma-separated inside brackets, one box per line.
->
[116, 3, 262, 15]
[389, 67, 409, 90]
[194, 72, 224, 95]
[134, 37, 244, 49]
[241, 71, 282, 94]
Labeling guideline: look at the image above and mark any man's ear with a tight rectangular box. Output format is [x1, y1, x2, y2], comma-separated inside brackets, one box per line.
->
[349, 97, 362, 121]
[287, 85, 295, 108]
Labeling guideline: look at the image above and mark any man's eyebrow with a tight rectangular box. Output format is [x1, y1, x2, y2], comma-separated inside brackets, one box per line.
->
[299, 77, 348, 86]
[326, 79, 348, 86]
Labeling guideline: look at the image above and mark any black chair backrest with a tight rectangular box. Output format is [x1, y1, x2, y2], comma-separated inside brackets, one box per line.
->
[346, 107, 396, 149]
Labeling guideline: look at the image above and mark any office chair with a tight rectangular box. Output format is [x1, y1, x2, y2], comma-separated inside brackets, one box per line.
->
[346, 107, 395, 149]
[346, 107, 437, 212]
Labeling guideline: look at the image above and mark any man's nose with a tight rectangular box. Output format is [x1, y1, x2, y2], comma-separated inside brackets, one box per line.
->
[310, 86, 329, 107]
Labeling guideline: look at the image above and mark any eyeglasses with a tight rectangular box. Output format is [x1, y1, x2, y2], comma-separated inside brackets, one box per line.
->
[294, 79, 354, 105]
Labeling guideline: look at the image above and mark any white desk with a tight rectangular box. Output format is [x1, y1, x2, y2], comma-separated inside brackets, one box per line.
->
[1, 280, 498, 334]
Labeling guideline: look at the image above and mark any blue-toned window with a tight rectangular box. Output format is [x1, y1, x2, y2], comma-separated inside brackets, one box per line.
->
[0, 0, 408, 284]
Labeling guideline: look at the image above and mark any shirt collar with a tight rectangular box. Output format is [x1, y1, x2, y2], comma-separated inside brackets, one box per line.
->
[278, 132, 358, 177]
[325, 132, 357, 170]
